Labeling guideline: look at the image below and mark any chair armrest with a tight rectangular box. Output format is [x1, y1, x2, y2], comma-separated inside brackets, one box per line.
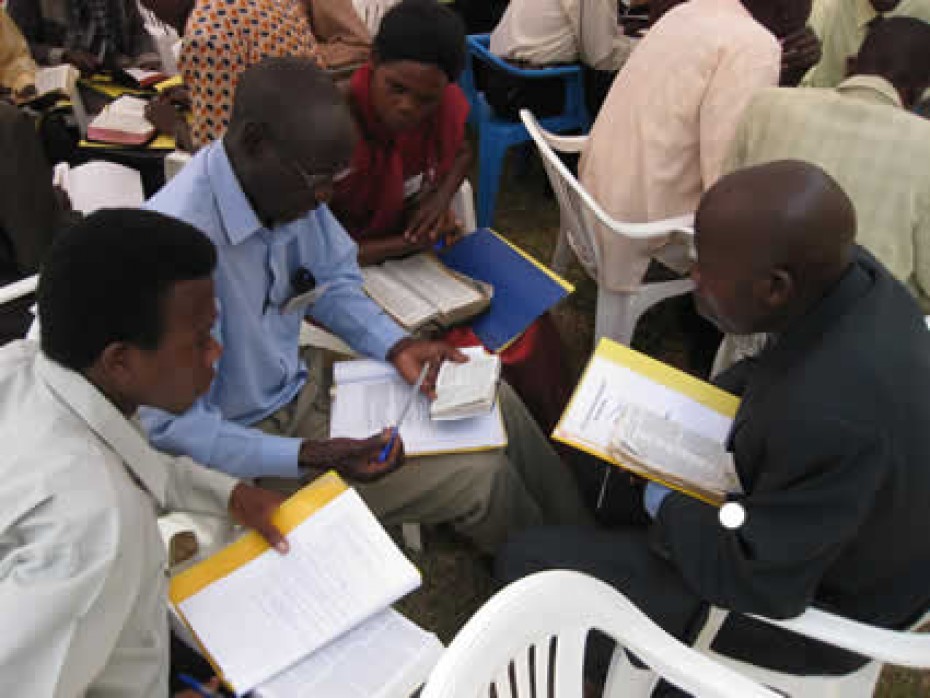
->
[0, 275, 38, 306]
[750, 608, 930, 669]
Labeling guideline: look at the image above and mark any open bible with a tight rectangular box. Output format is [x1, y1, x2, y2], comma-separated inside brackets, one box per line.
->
[553, 339, 741, 505]
[169, 473, 441, 696]
[17, 64, 79, 107]
[431, 349, 501, 420]
[86, 95, 156, 146]
[361, 253, 492, 332]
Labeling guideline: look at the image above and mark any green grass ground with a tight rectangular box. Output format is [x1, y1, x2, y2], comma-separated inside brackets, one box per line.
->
[395, 152, 929, 697]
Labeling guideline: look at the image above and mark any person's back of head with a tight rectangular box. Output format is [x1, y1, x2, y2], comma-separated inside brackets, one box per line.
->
[373, 0, 466, 83]
[850, 17, 930, 109]
[741, 0, 812, 39]
[692, 160, 856, 335]
[39, 208, 220, 414]
[224, 57, 357, 226]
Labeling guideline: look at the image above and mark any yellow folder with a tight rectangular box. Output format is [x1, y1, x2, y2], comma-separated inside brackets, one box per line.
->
[552, 338, 740, 505]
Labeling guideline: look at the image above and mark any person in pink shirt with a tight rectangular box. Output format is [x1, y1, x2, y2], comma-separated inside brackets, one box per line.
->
[578, 0, 812, 294]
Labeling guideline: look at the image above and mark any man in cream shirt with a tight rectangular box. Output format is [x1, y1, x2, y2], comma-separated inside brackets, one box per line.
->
[0, 209, 290, 696]
[490, 0, 636, 73]
[804, 0, 930, 88]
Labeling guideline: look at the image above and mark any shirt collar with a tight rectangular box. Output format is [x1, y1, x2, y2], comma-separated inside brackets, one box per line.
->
[206, 139, 265, 246]
[856, 0, 880, 28]
[836, 75, 904, 108]
[34, 352, 168, 508]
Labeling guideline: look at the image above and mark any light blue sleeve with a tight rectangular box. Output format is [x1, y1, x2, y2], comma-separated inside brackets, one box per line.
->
[303, 206, 407, 360]
[139, 399, 301, 480]
[138, 310, 301, 480]
[644, 482, 672, 519]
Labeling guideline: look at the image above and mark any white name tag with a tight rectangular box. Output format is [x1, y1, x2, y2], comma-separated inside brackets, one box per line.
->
[403, 173, 424, 199]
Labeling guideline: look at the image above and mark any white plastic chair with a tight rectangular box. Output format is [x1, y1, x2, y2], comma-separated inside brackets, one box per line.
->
[0, 274, 38, 308]
[421, 570, 780, 698]
[351, 0, 400, 34]
[521, 109, 696, 347]
[679, 605, 930, 697]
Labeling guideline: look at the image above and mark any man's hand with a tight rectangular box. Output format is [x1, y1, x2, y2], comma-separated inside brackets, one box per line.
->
[161, 84, 192, 109]
[145, 93, 183, 135]
[228, 483, 289, 553]
[299, 429, 404, 483]
[780, 26, 821, 86]
[387, 338, 467, 399]
[62, 49, 102, 75]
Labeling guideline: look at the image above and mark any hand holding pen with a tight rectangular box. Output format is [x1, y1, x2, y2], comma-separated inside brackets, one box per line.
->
[377, 363, 430, 463]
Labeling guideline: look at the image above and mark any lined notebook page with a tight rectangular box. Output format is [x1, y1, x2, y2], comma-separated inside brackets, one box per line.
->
[176, 489, 420, 694]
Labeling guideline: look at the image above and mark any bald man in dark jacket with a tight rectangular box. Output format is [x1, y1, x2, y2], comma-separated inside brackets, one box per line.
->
[499, 161, 930, 675]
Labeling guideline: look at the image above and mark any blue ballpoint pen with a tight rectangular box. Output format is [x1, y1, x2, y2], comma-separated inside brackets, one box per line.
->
[177, 673, 220, 697]
[377, 363, 430, 462]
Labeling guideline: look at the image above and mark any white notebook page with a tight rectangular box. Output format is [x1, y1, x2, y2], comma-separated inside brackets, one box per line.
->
[330, 349, 506, 454]
[253, 609, 443, 698]
[176, 489, 420, 695]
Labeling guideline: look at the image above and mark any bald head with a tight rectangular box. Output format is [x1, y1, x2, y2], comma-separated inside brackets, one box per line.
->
[223, 58, 356, 227]
[228, 58, 355, 172]
[692, 161, 855, 334]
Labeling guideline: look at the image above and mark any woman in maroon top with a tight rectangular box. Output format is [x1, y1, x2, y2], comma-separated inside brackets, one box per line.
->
[331, 0, 572, 432]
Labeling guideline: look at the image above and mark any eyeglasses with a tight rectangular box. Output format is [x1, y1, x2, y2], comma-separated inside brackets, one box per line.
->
[289, 158, 353, 194]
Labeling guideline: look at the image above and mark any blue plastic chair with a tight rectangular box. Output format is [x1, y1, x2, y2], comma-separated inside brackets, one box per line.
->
[460, 34, 591, 228]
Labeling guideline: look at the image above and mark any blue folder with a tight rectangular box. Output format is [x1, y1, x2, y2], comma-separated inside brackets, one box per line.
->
[439, 229, 574, 352]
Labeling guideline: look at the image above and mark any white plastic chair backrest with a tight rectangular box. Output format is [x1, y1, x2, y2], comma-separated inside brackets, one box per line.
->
[421, 570, 780, 698]
[351, 0, 400, 34]
[520, 109, 694, 283]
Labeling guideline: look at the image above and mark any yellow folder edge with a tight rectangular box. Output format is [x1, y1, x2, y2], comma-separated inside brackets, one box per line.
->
[79, 76, 152, 99]
[552, 338, 740, 507]
[487, 228, 575, 293]
[79, 133, 177, 150]
[169, 471, 348, 605]
[154, 75, 184, 92]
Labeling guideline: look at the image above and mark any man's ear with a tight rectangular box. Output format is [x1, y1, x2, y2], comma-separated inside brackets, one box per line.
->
[239, 121, 267, 158]
[762, 268, 795, 311]
[96, 341, 136, 387]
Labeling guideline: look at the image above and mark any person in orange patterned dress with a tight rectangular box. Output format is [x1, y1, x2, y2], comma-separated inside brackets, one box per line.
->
[143, 0, 370, 149]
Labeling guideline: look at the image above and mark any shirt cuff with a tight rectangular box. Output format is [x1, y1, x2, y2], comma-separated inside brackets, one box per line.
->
[644, 482, 671, 519]
[259, 436, 303, 479]
[376, 324, 409, 361]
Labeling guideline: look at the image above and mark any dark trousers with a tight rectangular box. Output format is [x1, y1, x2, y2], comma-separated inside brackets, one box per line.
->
[497, 468, 871, 681]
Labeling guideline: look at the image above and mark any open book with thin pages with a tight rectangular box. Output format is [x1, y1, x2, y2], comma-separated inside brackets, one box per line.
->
[330, 346, 507, 455]
[169, 473, 441, 696]
[361, 252, 492, 333]
[86, 95, 156, 146]
[553, 338, 741, 506]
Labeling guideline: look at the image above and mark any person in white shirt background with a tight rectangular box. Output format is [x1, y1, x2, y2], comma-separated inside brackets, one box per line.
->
[0, 208, 294, 697]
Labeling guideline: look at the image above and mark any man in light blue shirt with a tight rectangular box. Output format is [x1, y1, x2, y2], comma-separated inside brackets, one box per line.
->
[142, 58, 590, 553]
